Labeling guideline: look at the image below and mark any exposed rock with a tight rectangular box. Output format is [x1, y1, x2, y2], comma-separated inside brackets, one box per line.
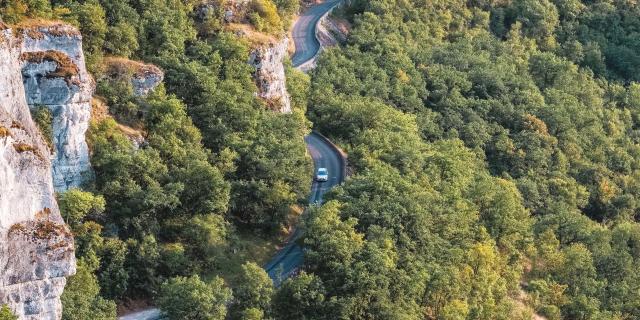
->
[249, 37, 292, 113]
[19, 22, 93, 191]
[0, 27, 76, 320]
[195, 0, 250, 24]
[103, 57, 164, 97]
[318, 14, 349, 46]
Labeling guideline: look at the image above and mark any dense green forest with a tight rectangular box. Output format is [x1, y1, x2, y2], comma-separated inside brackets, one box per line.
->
[4, 0, 640, 319]
[304, 0, 640, 319]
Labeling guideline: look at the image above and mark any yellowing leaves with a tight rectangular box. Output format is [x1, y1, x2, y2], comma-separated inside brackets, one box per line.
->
[396, 69, 410, 84]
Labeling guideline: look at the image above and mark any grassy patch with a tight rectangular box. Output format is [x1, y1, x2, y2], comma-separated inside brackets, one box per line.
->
[208, 229, 280, 287]
[226, 23, 278, 48]
[206, 205, 304, 287]
[103, 57, 162, 79]
[14, 19, 81, 39]
[0, 126, 11, 138]
[13, 142, 36, 153]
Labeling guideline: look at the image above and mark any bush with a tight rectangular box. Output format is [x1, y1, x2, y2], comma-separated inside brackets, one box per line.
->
[0, 305, 17, 320]
[248, 0, 283, 34]
[157, 275, 231, 320]
[61, 261, 116, 320]
[58, 189, 106, 227]
[31, 106, 53, 149]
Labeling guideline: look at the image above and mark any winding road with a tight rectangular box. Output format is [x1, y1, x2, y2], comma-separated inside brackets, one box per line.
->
[119, 1, 342, 319]
[264, 133, 345, 285]
[264, 0, 344, 285]
[291, 0, 342, 67]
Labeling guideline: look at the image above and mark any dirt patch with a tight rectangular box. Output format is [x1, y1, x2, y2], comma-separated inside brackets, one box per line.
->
[91, 98, 110, 122]
[0, 126, 11, 138]
[226, 23, 279, 48]
[103, 57, 163, 79]
[15, 20, 81, 39]
[117, 299, 154, 317]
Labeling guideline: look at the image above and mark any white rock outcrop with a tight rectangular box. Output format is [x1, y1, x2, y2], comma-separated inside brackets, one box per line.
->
[0, 26, 76, 320]
[19, 23, 93, 191]
[249, 37, 292, 113]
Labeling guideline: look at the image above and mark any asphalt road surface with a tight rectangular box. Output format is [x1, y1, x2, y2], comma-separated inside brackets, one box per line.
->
[118, 309, 162, 320]
[264, 133, 345, 285]
[291, 0, 342, 67]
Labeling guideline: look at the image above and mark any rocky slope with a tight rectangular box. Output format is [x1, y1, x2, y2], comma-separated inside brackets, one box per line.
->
[19, 22, 93, 191]
[249, 37, 292, 113]
[0, 25, 76, 320]
[103, 57, 164, 97]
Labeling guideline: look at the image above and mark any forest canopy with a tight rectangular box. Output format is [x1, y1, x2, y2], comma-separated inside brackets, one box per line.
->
[302, 0, 640, 319]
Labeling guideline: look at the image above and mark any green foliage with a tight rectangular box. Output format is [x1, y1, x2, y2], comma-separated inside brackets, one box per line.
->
[302, 0, 640, 318]
[273, 0, 298, 27]
[158, 33, 310, 230]
[509, 0, 559, 48]
[95, 78, 139, 125]
[273, 272, 328, 320]
[181, 214, 229, 269]
[104, 22, 138, 58]
[249, 0, 283, 34]
[157, 275, 231, 320]
[66, 0, 108, 73]
[61, 261, 116, 320]
[159, 242, 192, 277]
[0, 305, 17, 320]
[31, 106, 53, 149]
[5, 0, 300, 317]
[0, 0, 53, 24]
[229, 262, 274, 319]
[285, 61, 310, 113]
[98, 237, 129, 299]
[18, 0, 640, 319]
[58, 189, 105, 228]
[125, 235, 161, 297]
[137, 0, 196, 58]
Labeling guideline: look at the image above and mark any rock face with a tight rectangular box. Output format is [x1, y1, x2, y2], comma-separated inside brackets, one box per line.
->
[317, 14, 348, 47]
[104, 57, 164, 97]
[19, 23, 93, 191]
[131, 65, 163, 97]
[249, 37, 292, 113]
[0, 26, 76, 320]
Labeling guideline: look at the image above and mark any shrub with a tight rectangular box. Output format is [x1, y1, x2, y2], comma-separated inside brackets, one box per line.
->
[31, 106, 53, 149]
[157, 275, 231, 320]
[0, 305, 17, 320]
[248, 0, 283, 34]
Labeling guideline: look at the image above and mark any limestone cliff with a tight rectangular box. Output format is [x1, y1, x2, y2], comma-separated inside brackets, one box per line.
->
[19, 22, 93, 191]
[249, 37, 292, 113]
[0, 26, 76, 320]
